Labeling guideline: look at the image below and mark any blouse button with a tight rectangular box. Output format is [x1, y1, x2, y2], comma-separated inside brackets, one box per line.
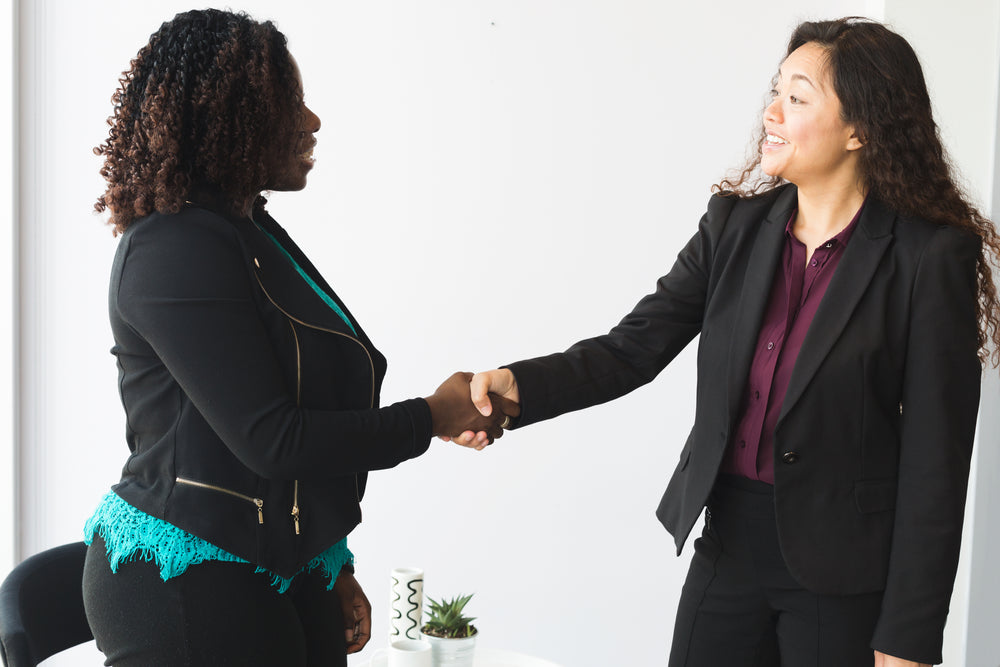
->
[766, 342, 775, 350]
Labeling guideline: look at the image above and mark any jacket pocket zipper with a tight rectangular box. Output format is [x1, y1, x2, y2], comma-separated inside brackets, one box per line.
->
[292, 480, 301, 534]
[176, 476, 264, 524]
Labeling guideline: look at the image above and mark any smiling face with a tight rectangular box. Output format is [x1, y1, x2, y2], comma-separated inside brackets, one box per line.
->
[266, 55, 321, 193]
[760, 42, 863, 191]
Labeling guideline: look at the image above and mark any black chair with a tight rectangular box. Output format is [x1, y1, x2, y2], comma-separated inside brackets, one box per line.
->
[0, 542, 93, 667]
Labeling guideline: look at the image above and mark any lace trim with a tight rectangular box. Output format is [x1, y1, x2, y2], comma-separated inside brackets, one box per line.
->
[84, 491, 353, 594]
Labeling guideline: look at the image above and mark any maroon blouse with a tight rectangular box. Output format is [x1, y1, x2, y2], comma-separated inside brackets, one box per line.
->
[720, 204, 864, 483]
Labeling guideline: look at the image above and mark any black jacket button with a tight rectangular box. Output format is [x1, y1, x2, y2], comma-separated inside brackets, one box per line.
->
[781, 451, 800, 464]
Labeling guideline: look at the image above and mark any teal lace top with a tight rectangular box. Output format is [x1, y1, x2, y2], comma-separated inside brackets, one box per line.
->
[85, 217, 359, 593]
[84, 493, 353, 593]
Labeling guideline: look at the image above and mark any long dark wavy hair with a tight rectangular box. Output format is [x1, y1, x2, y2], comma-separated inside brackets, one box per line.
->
[94, 9, 303, 234]
[716, 17, 1000, 366]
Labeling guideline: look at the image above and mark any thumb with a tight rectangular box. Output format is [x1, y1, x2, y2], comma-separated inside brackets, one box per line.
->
[470, 372, 493, 416]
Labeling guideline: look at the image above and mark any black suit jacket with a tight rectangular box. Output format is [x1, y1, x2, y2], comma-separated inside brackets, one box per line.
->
[109, 205, 432, 578]
[507, 184, 981, 663]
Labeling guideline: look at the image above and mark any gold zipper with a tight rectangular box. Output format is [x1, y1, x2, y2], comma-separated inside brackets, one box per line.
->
[288, 319, 302, 535]
[253, 270, 376, 409]
[253, 264, 376, 528]
[292, 480, 301, 535]
[175, 476, 264, 524]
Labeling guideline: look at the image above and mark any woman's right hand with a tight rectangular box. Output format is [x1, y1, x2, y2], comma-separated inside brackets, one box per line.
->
[443, 369, 521, 450]
[424, 372, 519, 447]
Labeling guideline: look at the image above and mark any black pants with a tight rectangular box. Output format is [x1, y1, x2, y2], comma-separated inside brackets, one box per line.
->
[83, 534, 347, 666]
[668, 475, 884, 667]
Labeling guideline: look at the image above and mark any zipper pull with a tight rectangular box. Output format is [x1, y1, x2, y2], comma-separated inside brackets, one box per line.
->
[255, 498, 264, 524]
[292, 504, 300, 535]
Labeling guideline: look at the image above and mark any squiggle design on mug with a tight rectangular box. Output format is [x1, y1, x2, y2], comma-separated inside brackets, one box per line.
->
[390, 575, 403, 637]
[389, 573, 423, 640]
[403, 578, 422, 639]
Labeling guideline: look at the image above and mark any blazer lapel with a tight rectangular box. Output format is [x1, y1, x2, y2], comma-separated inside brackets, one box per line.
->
[777, 197, 895, 423]
[725, 186, 797, 421]
[243, 218, 362, 340]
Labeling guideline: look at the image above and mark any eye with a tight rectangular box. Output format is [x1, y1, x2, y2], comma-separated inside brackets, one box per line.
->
[789, 95, 804, 104]
[769, 88, 780, 99]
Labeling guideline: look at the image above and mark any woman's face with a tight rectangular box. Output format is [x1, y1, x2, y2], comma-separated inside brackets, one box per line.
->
[267, 55, 321, 192]
[760, 42, 863, 189]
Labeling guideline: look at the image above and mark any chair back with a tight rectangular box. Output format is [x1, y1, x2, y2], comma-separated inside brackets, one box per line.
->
[0, 542, 92, 667]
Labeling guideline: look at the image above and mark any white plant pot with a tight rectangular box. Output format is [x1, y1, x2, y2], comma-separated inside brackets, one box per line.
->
[420, 631, 478, 667]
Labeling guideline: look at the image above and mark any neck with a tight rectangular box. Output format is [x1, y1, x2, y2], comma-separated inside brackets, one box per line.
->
[187, 184, 257, 219]
[794, 180, 867, 239]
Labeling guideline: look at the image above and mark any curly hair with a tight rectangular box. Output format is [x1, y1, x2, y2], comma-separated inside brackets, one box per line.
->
[715, 17, 1000, 366]
[95, 9, 303, 234]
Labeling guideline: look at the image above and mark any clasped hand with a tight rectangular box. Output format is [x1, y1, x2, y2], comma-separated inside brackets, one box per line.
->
[425, 371, 520, 449]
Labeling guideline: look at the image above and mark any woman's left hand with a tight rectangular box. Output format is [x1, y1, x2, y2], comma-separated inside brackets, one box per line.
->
[333, 572, 372, 654]
[874, 650, 930, 667]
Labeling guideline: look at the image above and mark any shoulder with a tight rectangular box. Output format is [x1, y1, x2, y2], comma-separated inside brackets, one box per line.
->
[114, 208, 254, 302]
[123, 207, 244, 254]
[705, 184, 793, 228]
[883, 205, 981, 264]
[696, 185, 792, 251]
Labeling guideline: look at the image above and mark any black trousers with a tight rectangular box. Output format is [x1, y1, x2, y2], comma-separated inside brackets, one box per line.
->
[83, 534, 347, 666]
[668, 475, 884, 667]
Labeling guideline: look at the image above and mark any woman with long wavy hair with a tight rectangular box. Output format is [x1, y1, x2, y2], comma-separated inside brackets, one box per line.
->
[456, 17, 1000, 667]
[82, 9, 509, 666]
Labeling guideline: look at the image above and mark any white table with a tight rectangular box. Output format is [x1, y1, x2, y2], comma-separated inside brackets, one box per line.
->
[363, 647, 563, 667]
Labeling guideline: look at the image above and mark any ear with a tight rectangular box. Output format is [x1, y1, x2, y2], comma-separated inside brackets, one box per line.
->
[845, 128, 864, 151]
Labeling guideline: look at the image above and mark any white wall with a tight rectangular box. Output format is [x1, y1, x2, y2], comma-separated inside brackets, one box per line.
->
[964, 9, 1000, 659]
[11, 2, 997, 666]
[1, 0, 14, 581]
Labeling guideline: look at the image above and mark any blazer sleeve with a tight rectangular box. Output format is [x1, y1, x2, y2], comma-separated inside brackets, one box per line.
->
[114, 213, 432, 480]
[508, 194, 735, 426]
[870, 226, 982, 664]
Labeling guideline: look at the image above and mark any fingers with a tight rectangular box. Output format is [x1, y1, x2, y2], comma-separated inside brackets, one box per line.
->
[490, 392, 521, 420]
[345, 578, 372, 654]
[470, 372, 494, 416]
[472, 369, 521, 416]
[352, 588, 372, 653]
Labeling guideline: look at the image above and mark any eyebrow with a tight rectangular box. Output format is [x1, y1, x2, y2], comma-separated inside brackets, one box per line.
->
[790, 73, 818, 89]
[776, 66, 819, 90]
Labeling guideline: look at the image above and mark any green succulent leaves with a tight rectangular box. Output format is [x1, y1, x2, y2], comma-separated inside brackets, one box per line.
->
[422, 593, 478, 638]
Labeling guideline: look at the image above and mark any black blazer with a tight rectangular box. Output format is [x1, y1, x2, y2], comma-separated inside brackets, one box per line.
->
[506, 184, 981, 663]
[108, 205, 432, 578]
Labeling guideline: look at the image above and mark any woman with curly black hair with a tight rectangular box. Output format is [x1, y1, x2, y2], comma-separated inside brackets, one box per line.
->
[456, 17, 1000, 667]
[81, 9, 510, 666]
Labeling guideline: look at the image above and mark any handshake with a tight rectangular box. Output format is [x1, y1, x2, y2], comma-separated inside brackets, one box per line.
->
[423, 369, 520, 450]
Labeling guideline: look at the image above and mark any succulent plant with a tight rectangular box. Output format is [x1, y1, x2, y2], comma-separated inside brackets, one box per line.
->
[421, 593, 478, 638]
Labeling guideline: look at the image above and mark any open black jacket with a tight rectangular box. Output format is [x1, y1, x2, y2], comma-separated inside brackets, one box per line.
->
[108, 204, 432, 578]
[506, 185, 981, 664]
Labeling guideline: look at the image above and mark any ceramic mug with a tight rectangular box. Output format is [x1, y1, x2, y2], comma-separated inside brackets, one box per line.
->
[371, 638, 433, 667]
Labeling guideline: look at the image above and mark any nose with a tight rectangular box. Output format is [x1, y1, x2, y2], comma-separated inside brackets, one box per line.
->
[304, 104, 321, 133]
[764, 97, 782, 124]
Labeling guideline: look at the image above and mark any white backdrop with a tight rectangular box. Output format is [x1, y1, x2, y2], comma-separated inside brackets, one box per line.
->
[11, 1, 998, 666]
